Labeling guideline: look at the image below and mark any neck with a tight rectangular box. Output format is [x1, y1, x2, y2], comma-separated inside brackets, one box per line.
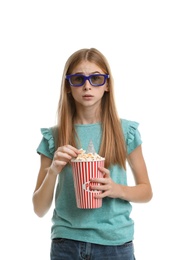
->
[74, 107, 101, 125]
[74, 117, 100, 124]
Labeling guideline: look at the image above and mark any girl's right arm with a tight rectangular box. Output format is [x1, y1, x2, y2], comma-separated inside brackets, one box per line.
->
[32, 154, 57, 217]
[32, 145, 80, 217]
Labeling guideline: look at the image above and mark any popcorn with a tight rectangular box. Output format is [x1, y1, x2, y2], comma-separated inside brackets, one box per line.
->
[72, 148, 104, 162]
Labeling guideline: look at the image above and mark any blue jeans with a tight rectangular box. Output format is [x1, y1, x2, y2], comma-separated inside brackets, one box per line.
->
[50, 238, 136, 260]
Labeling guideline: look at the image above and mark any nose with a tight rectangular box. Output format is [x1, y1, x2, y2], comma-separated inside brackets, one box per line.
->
[83, 79, 92, 90]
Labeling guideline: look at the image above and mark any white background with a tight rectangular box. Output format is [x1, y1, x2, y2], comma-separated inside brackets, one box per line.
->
[0, 0, 180, 259]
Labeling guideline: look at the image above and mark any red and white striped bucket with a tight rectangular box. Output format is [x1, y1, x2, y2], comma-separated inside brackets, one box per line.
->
[71, 160, 105, 209]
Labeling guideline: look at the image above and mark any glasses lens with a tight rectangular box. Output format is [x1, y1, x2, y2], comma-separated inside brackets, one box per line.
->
[70, 75, 85, 86]
[90, 75, 105, 86]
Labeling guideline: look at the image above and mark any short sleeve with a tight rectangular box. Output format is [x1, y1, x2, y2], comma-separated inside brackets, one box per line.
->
[121, 119, 142, 154]
[36, 128, 55, 159]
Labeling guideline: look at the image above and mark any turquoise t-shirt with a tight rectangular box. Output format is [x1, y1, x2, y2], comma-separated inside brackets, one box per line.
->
[36, 119, 142, 245]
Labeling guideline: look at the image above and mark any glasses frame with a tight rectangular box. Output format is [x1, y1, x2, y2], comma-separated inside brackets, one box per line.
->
[66, 74, 109, 87]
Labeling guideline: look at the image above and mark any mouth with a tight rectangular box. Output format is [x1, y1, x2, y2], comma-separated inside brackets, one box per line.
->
[82, 95, 93, 97]
[82, 94, 94, 100]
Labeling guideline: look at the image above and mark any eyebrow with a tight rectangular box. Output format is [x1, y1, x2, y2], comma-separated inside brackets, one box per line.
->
[73, 71, 102, 75]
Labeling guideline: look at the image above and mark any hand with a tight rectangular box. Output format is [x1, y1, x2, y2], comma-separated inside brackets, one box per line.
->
[90, 167, 118, 199]
[49, 145, 80, 175]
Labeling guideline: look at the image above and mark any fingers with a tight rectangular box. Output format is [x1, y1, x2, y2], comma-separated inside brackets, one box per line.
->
[56, 145, 80, 158]
[98, 166, 110, 177]
[90, 167, 110, 183]
[90, 167, 114, 198]
[55, 145, 80, 161]
[51, 145, 80, 175]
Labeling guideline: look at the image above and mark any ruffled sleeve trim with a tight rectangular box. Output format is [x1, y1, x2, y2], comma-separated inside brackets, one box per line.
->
[40, 128, 55, 155]
[126, 121, 139, 145]
[121, 119, 142, 154]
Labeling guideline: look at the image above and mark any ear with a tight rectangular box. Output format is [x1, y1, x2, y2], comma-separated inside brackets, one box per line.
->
[105, 84, 109, 92]
[66, 85, 71, 94]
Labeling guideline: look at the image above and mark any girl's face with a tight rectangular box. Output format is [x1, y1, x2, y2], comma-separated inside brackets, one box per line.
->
[69, 61, 109, 110]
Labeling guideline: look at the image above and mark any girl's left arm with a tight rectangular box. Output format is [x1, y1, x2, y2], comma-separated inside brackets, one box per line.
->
[124, 145, 153, 202]
[92, 145, 153, 203]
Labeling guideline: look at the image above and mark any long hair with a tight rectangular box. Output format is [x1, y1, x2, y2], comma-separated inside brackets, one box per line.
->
[56, 48, 126, 169]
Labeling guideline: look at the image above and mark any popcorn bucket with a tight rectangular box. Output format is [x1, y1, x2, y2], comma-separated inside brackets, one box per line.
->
[71, 159, 105, 209]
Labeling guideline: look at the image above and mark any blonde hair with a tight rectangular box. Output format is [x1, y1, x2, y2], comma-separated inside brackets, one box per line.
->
[56, 48, 126, 169]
